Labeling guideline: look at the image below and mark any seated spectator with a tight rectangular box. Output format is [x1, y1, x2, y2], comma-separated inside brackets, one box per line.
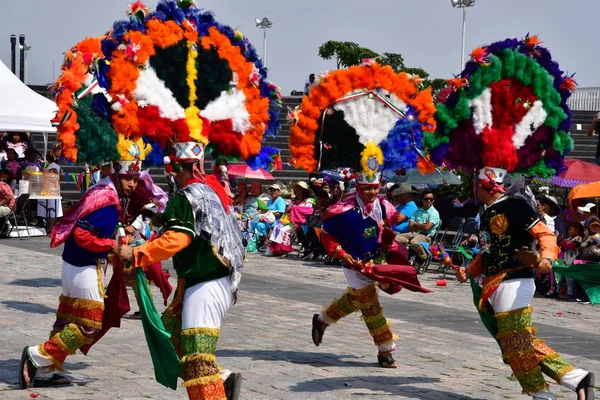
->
[0, 141, 7, 162]
[392, 183, 418, 234]
[1, 148, 22, 182]
[21, 148, 42, 173]
[245, 182, 267, 215]
[322, 176, 336, 197]
[396, 189, 440, 272]
[269, 181, 314, 257]
[3, 132, 30, 160]
[578, 216, 600, 261]
[251, 184, 287, 250]
[0, 169, 16, 193]
[234, 182, 248, 207]
[331, 181, 343, 203]
[239, 182, 267, 233]
[0, 169, 16, 235]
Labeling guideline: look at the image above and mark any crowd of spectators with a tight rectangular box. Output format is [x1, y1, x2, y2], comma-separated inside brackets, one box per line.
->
[234, 171, 598, 305]
[0, 131, 65, 236]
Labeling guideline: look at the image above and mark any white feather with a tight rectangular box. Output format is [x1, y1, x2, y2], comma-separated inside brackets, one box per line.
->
[468, 88, 492, 135]
[133, 64, 186, 120]
[332, 90, 407, 145]
[200, 88, 251, 134]
[512, 100, 547, 149]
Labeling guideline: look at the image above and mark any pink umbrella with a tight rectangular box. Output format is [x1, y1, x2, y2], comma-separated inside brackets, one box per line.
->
[227, 164, 274, 180]
[537, 158, 600, 188]
[561, 158, 600, 182]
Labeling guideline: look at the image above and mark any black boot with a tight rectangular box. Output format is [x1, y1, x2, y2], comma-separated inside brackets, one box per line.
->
[224, 372, 242, 400]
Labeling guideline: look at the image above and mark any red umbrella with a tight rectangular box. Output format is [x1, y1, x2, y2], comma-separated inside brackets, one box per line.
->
[228, 164, 274, 180]
[560, 158, 600, 183]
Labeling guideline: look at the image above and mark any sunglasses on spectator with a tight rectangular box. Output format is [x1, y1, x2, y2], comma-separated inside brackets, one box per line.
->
[423, 197, 434, 202]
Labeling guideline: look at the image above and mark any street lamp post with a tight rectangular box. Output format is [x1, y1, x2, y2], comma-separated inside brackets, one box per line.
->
[255, 17, 273, 68]
[451, 0, 476, 72]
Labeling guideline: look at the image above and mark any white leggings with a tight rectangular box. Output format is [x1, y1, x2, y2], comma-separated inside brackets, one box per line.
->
[487, 277, 534, 313]
[182, 277, 233, 330]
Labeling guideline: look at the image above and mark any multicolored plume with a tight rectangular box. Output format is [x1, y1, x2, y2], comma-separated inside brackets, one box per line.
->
[51, 0, 281, 169]
[288, 62, 436, 183]
[423, 35, 576, 178]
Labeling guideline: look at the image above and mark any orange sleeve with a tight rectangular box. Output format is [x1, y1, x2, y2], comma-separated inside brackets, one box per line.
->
[529, 222, 560, 260]
[133, 231, 192, 268]
[467, 251, 484, 278]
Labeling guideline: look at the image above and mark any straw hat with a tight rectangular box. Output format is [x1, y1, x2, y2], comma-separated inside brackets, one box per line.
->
[293, 181, 313, 195]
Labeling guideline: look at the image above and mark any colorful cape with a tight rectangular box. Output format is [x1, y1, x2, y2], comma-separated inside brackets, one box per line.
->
[553, 260, 600, 304]
[50, 183, 120, 247]
[362, 263, 432, 294]
[134, 267, 181, 389]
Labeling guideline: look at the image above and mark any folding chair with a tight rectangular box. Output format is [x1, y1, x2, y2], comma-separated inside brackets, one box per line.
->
[3, 194, 31, 239]
[425, 217, 464, 273]
[442, 218, 480, 277]
[408, 219, 448, 275]
[434, 217, 465, 248]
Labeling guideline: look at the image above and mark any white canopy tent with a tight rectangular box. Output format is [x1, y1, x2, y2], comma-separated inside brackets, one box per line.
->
[0, 59, 57, 155]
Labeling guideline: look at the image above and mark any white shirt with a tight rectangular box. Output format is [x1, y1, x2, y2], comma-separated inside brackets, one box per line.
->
[543, 214, 556, 234]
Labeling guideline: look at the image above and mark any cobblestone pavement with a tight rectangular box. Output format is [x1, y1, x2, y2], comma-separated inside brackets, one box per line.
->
[0, 238, 599, 399]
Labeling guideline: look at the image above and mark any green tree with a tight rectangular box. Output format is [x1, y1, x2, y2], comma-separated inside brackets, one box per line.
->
[378, 52, 405, 73]
[434, 171, 474, 202]
[401, 67, 448, 98]
[318, 40, 379, 69]
[318, 41, 448, 97]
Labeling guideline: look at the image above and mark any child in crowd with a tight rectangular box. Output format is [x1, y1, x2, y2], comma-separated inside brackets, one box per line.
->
[3, 132, 30, 159]
[1, 149, 22, 182]
[21, 149, 42, 173]
[579, 216, 600, 262]
[0, 168, 15, 193]
[557, 222, 585, 299]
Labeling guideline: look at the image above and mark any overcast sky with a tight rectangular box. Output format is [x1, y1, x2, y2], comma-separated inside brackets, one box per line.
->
[1, 0, 598, 94]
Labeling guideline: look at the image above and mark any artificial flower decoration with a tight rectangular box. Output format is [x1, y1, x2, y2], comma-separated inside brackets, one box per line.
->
[289, 62, 436, 176]
[424, 35, 575, 179]
[51, 0, 281, 170]
[447, 76, 470, 92]
[470, 47, 490, 66]
[559, 74, 577, 93]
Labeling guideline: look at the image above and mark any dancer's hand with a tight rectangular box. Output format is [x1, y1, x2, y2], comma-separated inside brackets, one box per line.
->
[456, 267, 469, 283]
[341, 253, 360, 270]
[537, 258, 553, 273]
[120, 245, 134, 261]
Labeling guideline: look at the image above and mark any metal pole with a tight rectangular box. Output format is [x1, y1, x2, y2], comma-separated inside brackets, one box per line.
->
[263, 28, 267, 68]
[10, 35, 16, 74]
[460, 6, 467, 71]
[19, 34, 25, 82]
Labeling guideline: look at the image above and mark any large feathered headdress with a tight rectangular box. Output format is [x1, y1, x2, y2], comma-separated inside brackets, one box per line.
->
[288, 61, 436, 185]
[424, 35, 576, 183]
[51, 0, 281, 174]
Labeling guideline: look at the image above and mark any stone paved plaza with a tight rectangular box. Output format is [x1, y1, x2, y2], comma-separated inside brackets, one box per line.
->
[0, 238, 599, 399]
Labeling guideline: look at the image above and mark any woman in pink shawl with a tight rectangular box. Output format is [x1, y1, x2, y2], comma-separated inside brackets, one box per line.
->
[268, 182, 314, 257]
